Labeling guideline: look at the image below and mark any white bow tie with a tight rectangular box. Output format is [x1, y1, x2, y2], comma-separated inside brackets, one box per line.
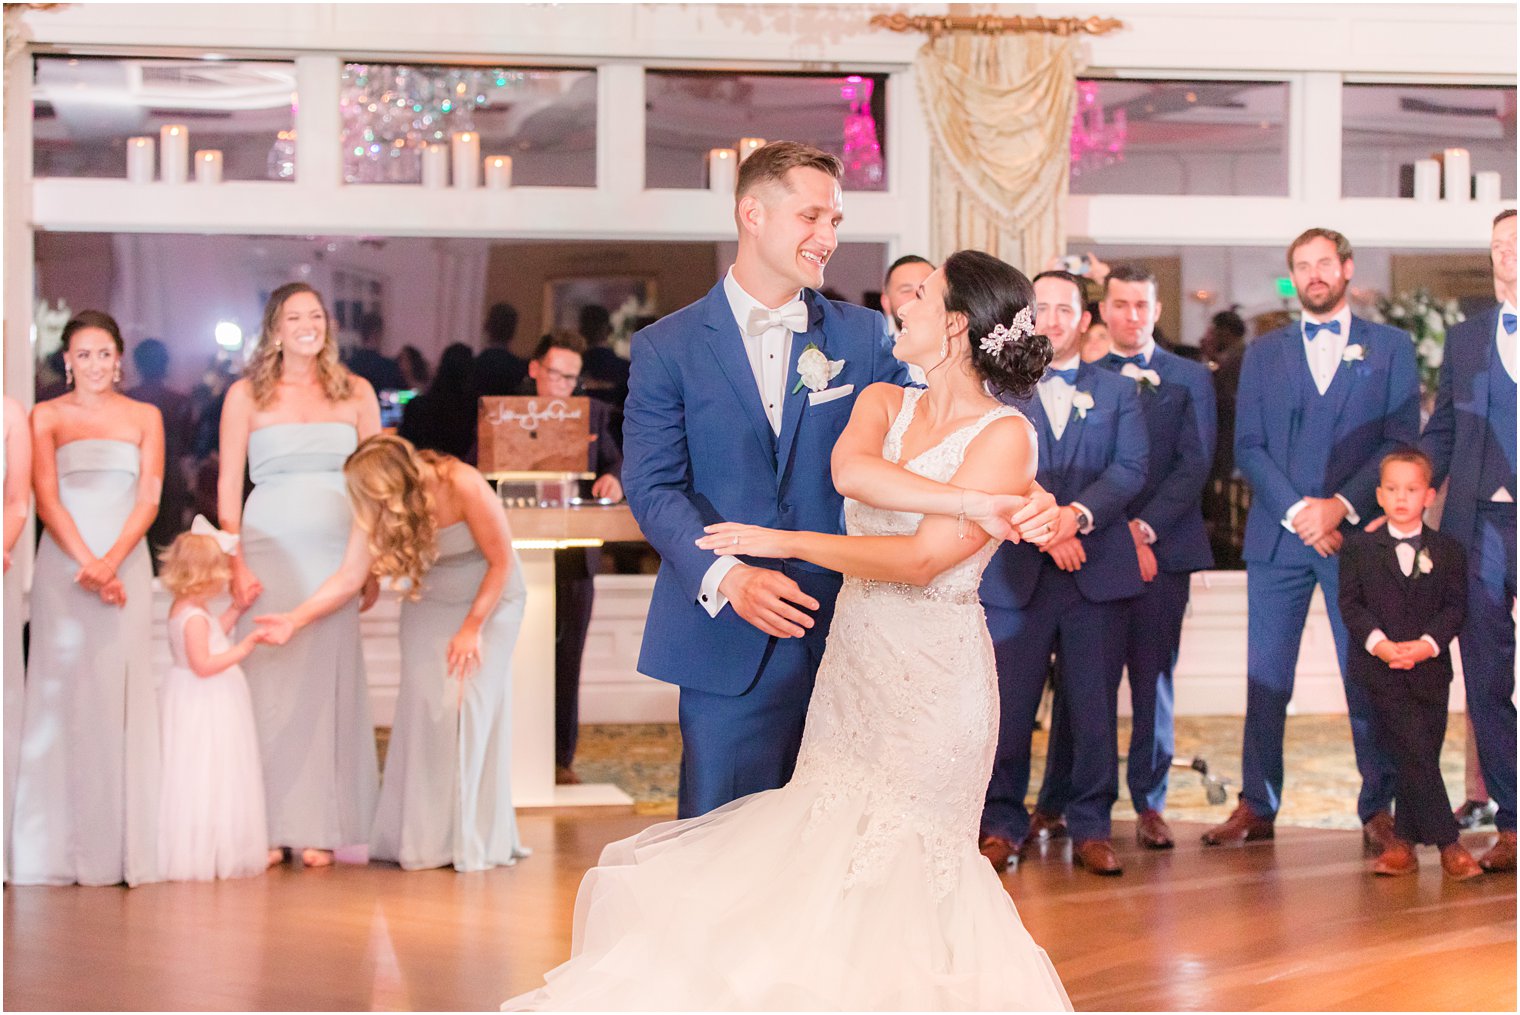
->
[745, 301, 809, 337]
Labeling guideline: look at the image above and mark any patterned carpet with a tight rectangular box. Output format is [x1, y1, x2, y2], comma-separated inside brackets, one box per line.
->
[571, 715, 1478, 829]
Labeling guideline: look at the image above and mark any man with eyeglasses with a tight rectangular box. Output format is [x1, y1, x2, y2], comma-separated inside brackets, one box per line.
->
[525, 332, 624, 785]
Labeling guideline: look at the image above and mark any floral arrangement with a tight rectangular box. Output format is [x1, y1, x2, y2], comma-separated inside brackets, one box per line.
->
[1373, 289, 1464, 402]
[610, 294, 658, 359]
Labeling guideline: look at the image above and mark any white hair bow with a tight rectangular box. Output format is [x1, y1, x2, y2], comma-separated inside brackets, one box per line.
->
[190, 514, 240, 554]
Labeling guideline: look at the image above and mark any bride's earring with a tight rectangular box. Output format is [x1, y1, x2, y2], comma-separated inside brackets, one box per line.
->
[939, 335, 949, 360]
[113, 362, 122, 385]
[64, 362, 73, 387]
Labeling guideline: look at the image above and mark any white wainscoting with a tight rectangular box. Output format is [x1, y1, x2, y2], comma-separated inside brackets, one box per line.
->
[147, 569, 1468, 726]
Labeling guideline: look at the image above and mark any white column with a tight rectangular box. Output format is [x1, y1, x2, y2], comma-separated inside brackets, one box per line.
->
[888, 66, 933, 262]
[295, 54, 343, 190]
[1296, 72, 1342, 204]
[597, 62, 645, 196]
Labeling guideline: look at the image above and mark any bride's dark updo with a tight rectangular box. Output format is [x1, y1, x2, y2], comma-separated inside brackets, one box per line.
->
[942, 249, 1053, 400]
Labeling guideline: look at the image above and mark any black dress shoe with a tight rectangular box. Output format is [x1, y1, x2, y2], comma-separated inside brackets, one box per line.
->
[1455, 799, 1499, 829]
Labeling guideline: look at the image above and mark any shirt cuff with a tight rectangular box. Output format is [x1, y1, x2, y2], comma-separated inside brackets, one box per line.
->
[1420, 634, 1441, 658]
[1135, 519, 1158, 545]
[1282, 498, 1308, 532]
[699, 556, 739, 619]
[1070, 502, 1095, 536]
[1334, 493, 1360, 526]
[1365, 629, 1387, 655]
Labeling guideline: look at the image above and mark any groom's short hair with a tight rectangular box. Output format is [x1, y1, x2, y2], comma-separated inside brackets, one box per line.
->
[737, 141, 843, 201]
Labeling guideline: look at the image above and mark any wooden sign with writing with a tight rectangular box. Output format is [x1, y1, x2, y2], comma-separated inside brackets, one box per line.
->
[478, 396, 592, 474]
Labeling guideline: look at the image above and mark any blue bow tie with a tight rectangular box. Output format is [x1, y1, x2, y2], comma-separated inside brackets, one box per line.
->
[1303, 319, 1342, 340]
[1043, 366, 1079, 386]
[1107, 352, 1147, 368]
[1503, 312, 1516, 336]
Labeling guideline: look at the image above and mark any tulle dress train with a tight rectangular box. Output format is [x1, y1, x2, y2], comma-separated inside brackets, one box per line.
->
[504, 388, 1070, 1011]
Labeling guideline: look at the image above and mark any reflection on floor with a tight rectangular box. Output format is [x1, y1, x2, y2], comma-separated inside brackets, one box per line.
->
[573, 715, 1480, 830]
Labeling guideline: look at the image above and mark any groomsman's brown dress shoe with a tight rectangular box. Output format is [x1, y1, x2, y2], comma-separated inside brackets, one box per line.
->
[1479, 830, 1518, 873]
[1201, 800, 1274, 845]
[1135, 810, 1175, 849]
[979, 834, 1017, 873]
[1073, 838, 1123, 876]
[1017, 810, 1068, 857]
[1440, 842, 1484, 881]
[1362, 811, 1398, 854]
[1370, 840, 1418, 876]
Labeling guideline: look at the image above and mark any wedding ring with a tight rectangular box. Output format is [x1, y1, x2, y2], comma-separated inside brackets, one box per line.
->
[733, 535, 740, 546]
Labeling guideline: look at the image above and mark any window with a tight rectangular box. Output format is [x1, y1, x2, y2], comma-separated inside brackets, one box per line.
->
[32, 56, 297, 181]
[645, 70, 887, 191]
[341, 63, 596, 186]
[1342, 83, 1517, 199]
[1069, 79, 1289, 196]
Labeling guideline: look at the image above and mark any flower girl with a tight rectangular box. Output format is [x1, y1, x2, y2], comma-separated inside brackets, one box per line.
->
[157, 517, 271, 880]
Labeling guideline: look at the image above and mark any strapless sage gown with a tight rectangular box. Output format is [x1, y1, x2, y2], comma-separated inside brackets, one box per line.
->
[371, 520, 530, 872]
[238, 422, 378, 850]
[505, 388, 1070, 1010]
[10, 439, 158, 886]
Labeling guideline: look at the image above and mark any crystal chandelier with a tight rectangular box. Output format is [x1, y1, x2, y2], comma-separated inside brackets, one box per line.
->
[839, 75, 884, 190]
[1070, 81, 1127, 177]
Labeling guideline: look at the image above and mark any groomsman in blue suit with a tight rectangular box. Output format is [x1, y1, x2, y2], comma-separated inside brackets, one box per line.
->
[980, 269, 1149, 876]
[1205, 228, 1420, 849]
[1420, 209, 1517, 872]
[624, 142, 908, 818]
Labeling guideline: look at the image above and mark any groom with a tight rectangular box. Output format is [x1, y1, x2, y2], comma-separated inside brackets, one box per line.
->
[624, 142, 910, 818]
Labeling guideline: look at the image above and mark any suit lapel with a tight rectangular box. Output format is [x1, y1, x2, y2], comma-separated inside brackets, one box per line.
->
[1321, 315, 1367, 424]
[1021, 391, 1055, 486]
[1468, 309, 1494, 426]
[1376, 528, 1410, 583]
[775, 291, 825, 474]
[1057, 364, 1097, 471]
[702, 285, 778, 466]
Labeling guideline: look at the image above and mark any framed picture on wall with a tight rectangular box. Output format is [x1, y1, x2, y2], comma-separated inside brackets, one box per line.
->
[543, 276, 657, 335]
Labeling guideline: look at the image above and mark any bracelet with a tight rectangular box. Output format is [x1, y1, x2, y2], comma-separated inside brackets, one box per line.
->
[957, 488, 967, 540]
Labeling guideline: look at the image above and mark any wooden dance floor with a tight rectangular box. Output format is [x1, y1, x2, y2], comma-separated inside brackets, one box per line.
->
[4, 810, 1514, 1011]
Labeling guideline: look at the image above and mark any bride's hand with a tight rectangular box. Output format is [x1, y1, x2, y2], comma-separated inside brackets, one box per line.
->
[1008, 486, 1060, 546]
[697, 523, 795, 560]
[963, 491, 1028, 542]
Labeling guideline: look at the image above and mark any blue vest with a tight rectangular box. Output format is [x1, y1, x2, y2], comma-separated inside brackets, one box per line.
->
[1479, 337, 1517, 500]
[1287, 355, 1338, 498]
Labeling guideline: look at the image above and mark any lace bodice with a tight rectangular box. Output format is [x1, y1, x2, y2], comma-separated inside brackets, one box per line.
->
[842, 386, 1024, 602]
[794, 385, 1030, 900]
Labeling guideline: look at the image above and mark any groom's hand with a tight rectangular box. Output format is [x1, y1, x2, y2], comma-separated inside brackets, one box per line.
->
[718, 564, 819, 639]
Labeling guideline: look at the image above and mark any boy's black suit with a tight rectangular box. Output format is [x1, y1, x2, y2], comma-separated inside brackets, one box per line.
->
[1339, 525, 1468, 846]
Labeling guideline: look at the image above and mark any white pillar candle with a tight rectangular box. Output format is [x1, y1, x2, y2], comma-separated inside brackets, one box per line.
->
[737, 137, 766, 163]
[708, 147, 737, 193]
[421, 143, 449, 189]
[1412, 158, 1440, 202]
[1442, 148, 1471, 203]
[194, 149, 223, 185]
[159, 124, 189, 184]
[452, 131, 481, 189]
[1475, 170, 1501, 203]
[126, 136, 155, 184]
[485, 155, 512, 189]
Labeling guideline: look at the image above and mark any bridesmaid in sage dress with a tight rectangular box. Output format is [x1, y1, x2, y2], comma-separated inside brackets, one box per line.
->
[11, 311, 165, 887]
[4, 394, 33, 881]
[218, 283, 381, 868]
[257, 434, 530, 873]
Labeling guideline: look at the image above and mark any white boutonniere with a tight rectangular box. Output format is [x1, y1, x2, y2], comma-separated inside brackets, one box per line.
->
[1416, 548, 1433, 575]
[1342, 344, 1365, 363]
[1120, 363, 1162, 391]
[792, 343, 845, 394]
[1072, 390, 1095, 420]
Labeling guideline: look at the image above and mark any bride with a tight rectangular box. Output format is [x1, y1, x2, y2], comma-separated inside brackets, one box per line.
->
[505, 250, 1070, 1011]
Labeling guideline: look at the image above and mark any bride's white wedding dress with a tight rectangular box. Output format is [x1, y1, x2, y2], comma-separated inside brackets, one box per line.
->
[506, 387, 1071, 1011]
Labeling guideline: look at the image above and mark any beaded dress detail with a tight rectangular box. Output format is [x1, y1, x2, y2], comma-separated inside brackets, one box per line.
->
[505, 386, 1069, 1011]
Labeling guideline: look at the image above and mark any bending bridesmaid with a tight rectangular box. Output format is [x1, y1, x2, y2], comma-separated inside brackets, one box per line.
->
[218, 283, 381, 868]
[4, 394, 33, 880]
[257, 434, 530, 872]
[11, 311, 164, 886]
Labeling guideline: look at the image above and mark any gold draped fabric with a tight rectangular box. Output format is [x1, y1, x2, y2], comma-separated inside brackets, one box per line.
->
[915, 27, 1078, 275]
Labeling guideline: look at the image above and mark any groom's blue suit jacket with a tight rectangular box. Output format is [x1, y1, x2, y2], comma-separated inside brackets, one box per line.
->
[980, 363, 1149, 610]
[624, 281, 908, 696]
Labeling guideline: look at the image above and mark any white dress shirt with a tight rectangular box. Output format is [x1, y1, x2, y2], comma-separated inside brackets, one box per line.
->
[1363, 519, 1441, 659]
[698, 269, 806, 619]
[1497, 300, 1517, 384]
[1283, 305, 1359, 532]
[1300, 304, 1352, 396]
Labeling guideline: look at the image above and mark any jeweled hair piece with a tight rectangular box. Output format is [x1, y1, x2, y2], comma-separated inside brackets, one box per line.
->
[978, 306, 1035, 355]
